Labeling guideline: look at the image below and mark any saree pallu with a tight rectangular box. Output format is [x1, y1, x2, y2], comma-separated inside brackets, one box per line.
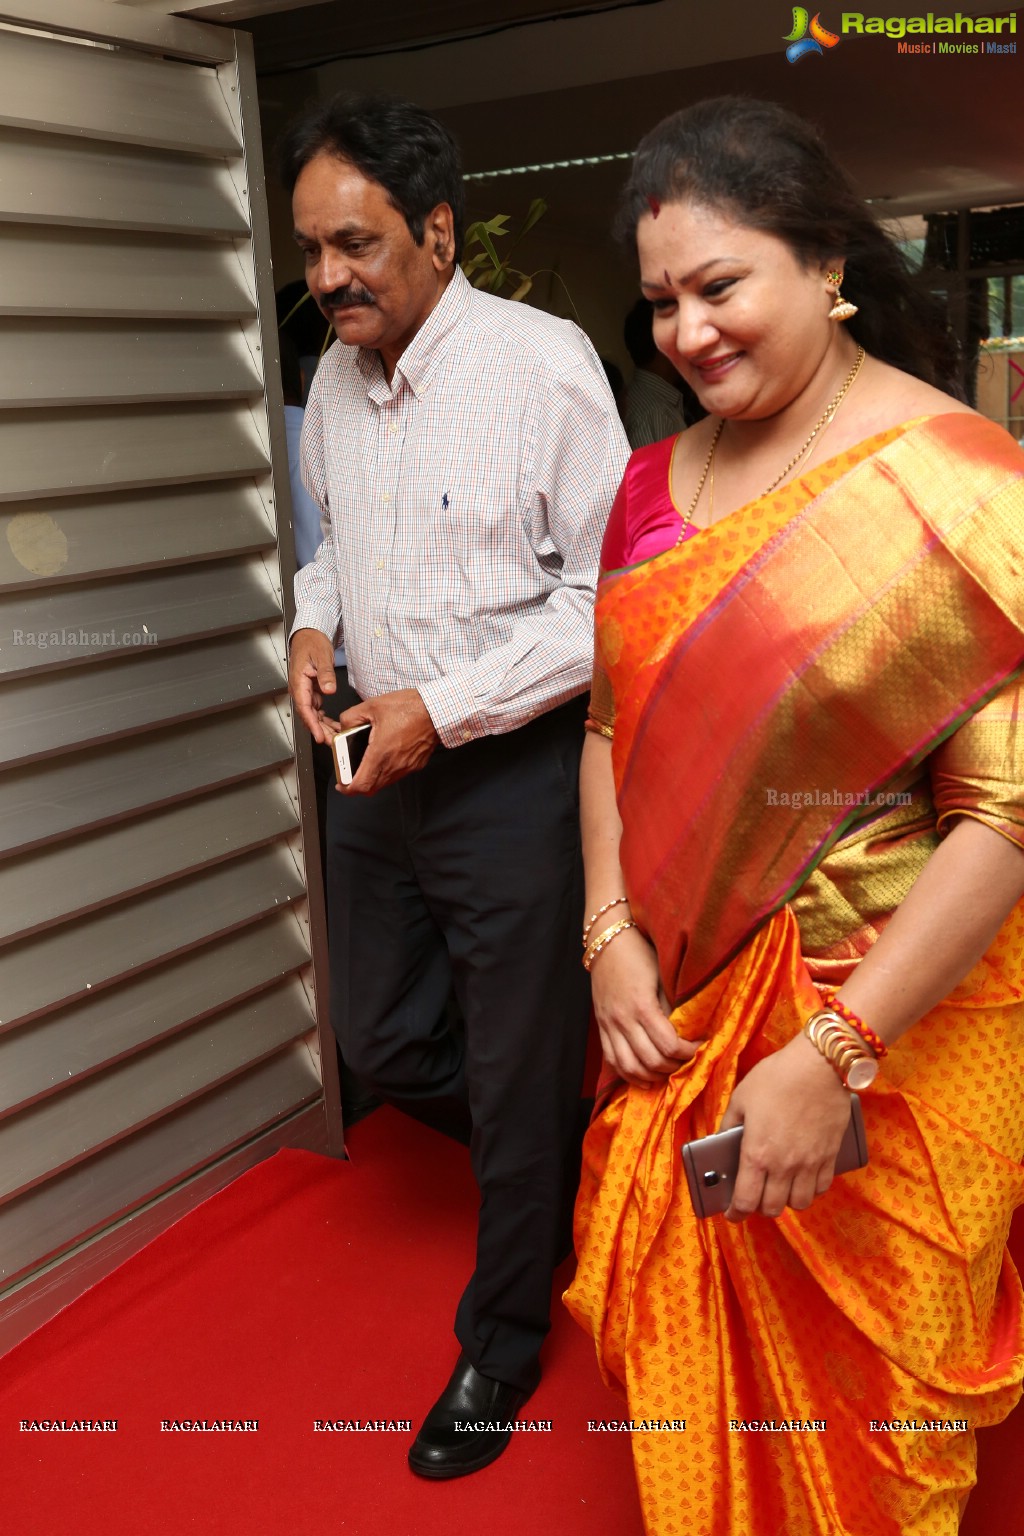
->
[565, 417, 1024, 1535]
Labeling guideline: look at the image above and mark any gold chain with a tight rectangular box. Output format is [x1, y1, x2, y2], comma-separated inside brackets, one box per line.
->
[675, 345, 866, 546]
[674, 419, 724, 545]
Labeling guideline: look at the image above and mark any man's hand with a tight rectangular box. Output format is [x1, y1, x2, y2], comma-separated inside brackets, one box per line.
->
[337, 689, 439, 795]
[288, 628, 338, 744]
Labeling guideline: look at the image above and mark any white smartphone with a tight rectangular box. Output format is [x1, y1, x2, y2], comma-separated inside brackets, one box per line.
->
[331, 722, 372, 787]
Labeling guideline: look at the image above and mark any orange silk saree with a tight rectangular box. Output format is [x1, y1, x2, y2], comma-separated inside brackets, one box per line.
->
[565, 416, 1024, 1535]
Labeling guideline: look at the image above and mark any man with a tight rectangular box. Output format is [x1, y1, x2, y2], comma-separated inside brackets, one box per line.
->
[623, 295, 691, 448]
[281, 94, 629, 1481]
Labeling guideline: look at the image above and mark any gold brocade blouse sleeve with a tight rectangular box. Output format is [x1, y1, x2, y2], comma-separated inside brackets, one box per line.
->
[585, 597, 615, 739]
[930, 672, 1024, 849]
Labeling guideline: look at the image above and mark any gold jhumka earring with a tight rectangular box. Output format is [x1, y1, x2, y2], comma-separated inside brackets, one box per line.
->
[826, 269, 858, 322]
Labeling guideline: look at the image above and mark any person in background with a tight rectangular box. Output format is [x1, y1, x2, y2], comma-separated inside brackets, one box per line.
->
[280, 330, 330, 578]
[565, 96, 1024, 1535]
[279, 328, 376, 1128]
[282, 92, 629, 1481]
[622, 296, 689, 447]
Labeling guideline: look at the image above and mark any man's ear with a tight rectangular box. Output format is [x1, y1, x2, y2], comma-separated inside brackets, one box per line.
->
[426, 203, 456, 270]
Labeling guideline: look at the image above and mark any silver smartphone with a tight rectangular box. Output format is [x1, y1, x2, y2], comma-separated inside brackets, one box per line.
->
[331, 722, 372, 787]
[681, 1093, 868, 1218]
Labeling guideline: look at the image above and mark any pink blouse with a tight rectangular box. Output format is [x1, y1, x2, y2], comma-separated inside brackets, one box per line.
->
[600, 437, 696, 571]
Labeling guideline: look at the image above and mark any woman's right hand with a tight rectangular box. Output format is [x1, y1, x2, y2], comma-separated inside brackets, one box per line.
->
[591, 927, 700, 1086]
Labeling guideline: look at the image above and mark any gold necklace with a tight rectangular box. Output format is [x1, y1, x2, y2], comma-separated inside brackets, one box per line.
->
[675, 345, 866, 545]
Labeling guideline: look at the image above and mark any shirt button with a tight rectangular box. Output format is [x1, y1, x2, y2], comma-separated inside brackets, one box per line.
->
[462, 730, 472, 741]
[376, 559, 385, 569]
[382, 494, 392, 505]
[389, 423, 399, 434]
[374, 625, 383, 638]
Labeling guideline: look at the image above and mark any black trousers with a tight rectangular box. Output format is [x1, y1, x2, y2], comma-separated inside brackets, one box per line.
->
[325, 697, 591, 1392]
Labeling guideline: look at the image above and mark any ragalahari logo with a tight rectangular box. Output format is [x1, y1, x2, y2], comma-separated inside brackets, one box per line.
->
[784, 7, 841, 61]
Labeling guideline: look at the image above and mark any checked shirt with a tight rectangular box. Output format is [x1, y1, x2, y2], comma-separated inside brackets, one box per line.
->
[293, 267, 629, 748]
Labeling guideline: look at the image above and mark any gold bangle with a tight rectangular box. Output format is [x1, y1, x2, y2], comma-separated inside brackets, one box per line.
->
[582, 895, 630, 947]
[804, 1009, 879, 1091]
[808, 1016, 861, 1068]
[582, 917, 636, 973]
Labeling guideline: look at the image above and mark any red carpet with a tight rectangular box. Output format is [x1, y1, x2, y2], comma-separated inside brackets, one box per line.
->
[0, 1108, 642, 1536]
[2, 1105, 1022, 1535]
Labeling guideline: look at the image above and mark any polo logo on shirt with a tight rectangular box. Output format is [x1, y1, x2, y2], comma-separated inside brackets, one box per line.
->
[441, 493, 450, 510]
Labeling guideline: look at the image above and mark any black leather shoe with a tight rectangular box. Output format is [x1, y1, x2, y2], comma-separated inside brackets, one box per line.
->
[408, 1353, 535, 1479]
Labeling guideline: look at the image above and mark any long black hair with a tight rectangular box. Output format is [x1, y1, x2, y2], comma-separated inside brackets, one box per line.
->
[617, 97, 961, 396]
[278, 92, 466, 262]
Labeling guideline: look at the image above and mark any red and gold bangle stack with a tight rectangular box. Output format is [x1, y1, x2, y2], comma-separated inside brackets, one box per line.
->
[829, 996, 888, 1058]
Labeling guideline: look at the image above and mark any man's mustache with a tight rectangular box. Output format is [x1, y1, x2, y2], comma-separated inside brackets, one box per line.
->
[320, 287, 375, 311]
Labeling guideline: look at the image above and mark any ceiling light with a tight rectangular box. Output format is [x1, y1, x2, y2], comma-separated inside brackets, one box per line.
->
[464, 152, 633, 182]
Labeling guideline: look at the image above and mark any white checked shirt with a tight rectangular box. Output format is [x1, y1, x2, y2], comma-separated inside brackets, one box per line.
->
[293, 267, 630, 749]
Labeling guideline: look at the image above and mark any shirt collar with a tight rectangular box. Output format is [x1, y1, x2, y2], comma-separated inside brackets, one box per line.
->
[357, 267, 472, 403]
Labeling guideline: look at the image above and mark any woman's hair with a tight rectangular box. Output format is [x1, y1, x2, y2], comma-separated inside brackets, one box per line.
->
[278, 92, 465, 263]
[617, 97, 961, 396]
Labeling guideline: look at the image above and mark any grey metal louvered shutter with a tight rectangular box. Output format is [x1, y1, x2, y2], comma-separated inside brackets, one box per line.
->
[0, 0, 340, 1354]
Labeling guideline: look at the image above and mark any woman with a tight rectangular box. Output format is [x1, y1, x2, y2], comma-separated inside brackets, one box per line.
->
[564, 98, 1024, 1536]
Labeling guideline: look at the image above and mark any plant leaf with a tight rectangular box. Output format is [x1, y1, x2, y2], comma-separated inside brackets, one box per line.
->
[475, 226, 504, 271]
[521, 198, 547, 236]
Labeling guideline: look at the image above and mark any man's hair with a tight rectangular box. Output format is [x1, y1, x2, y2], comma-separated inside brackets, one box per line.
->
[623, 298, 658, 368]
[278, 92, 466, 262]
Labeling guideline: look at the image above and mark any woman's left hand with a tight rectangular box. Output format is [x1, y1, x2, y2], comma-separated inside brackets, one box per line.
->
[717, 1034, 855, 1222]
